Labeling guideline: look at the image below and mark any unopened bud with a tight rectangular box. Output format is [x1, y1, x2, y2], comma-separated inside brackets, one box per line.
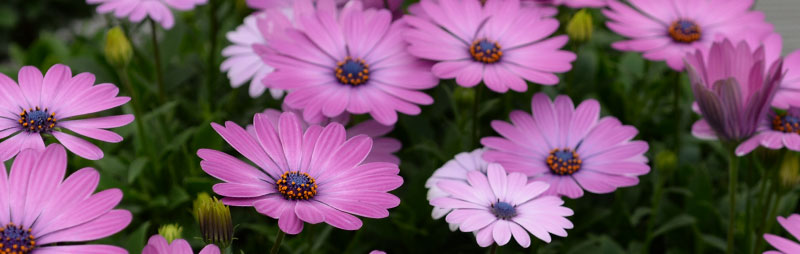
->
[780, 152, 800, 188]
[104, 26, 133, 68]
[194, 193, 234, 249]
[566, 9, 593, 43]
[158, 224, 183, 244]
[655, 150, 677, 178]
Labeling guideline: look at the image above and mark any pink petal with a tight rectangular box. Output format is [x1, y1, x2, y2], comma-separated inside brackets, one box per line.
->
[53, 131, 103, 160]
[37, 209, 131, 245]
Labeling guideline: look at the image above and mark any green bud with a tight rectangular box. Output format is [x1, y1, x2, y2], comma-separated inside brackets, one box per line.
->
[655, 150, 677, 177]
[453, 86, 476, 105]
[158, 224, 183, 244]
[780, 152, 800, 188]
[566, 9, 593, 43]
[194, 193, 234, 249]
[104, 26, 133, 68]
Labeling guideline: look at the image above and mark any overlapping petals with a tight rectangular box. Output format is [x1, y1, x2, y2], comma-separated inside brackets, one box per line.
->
[764, 214, 800, 254]
[86, 0, 207, 29]
[425, 148, 488, 229]
[221, 12, 283, 98]
[143, 235, 221, 254]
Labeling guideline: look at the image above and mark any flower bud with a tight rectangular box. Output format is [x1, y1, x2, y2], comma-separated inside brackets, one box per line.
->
[194, 193, 234, 249]
[566, 9, 593, 43]
[655, 150, 677, 179]
[158, 224, 183, 244]
[104, 26, 133, 68]
[780, 152, 800, 188]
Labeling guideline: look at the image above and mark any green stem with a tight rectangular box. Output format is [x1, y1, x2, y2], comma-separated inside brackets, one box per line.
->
[207, 0, 218, 102]
[642, 176, 664, 253]
[727, 147, 739, 254]
[269, 231, 285, 254]
[472, 86, 482, 148]
[744, 159, 752, 253]
[673, 72, 682, 154]
[116, 67, 160, 180]
[149, 19, 167, 104]
[489, 243, 498, 254]
[754, 167, 782, 253]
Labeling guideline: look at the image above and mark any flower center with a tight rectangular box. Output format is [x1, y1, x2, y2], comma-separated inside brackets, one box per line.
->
[469, 39, 502, 64]
[18, 107, 57, 133]
[546, 148, 582, 175]
[0, 223, 36, 254]
[276, 171, 317, 200]
[491, 202, 516, 219]
[668, 20, 701, 43]
[335, 57, 370, 86]
[772, 113, 800, 134]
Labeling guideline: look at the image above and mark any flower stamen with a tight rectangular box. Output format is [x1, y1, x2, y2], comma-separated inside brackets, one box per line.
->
[491, 202, 517, 220]
[772, 113, 800, 134]
[18, 107, 57, 133]
[546, 148, 582, 175]
[668, 20, 701, 43]
[469, 39, 502, 64]
[335, 57, 370, 86]
[0, 223, 36, 254]
[276, 171, 318, 200]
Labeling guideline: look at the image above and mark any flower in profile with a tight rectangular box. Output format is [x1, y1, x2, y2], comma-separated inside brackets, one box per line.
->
[193, 193, 234, 249]
[404, 0, 575, 93]
[604, 0, 773, 70]
[425, 148, 488, 230]
[199, 112, 403, 234]
[0, 64, 134, 161]
[688, 40, 785, 154]
[764, 214, 800, 254]
[143, 234, 220, 254]
[258, 0, 437, 125]
[431, 163, 573, 247]
[482, 93, 650, 198]
[86, 0, 207, 29]
[221, 13, 284, 98]
[735, 107, 800, 155]
[253, 105, 401, 164]
[0, 144, 132, 253]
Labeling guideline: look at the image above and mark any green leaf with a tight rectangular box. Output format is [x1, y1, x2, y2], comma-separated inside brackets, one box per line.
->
[128, 158, 148, 184]
[653, 214, 696, 237]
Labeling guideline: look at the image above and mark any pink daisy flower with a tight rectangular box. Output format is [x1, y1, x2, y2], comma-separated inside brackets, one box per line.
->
[0, 144, 132, 253]
[198, 112, 403, 234]
[403, 0, 576, 93]
[755, 33, 800, 110]
[257, 0, 437, 125]
[735, 107, 800, 156]
[425, 148, 488, 230]
[143, 235, 221, 254]
[604, 0, 773, 70]
[221, 12, 284, 99]
[0, 64, 134, 161]
[431, 163, 573, 247]
[522, 0, 607, 9]
[246, 0, 347, 10]
[86, 0, 207, 29]
[764, 214, 800, 254]
[250, 104, 401, 164]
[482, 93, 650, 199]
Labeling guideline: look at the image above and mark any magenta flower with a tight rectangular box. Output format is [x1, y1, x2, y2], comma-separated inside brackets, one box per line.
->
[425, 148, 488, 230]
[604, 0, 773, 70]
[404, 0, 575, 93]
[199, 112, 402, 234]
[523, 0, 607, 9]
[143, 235, 221, 254]
[431, 163, 573, 247]
[735, 107, 800, 156]
[246, 0, 347, 10]
[755, 33, 800, 110]
[251, 105, 401, 164]
[764, 214, 800, 254]
[688, 40, 784, 151]
[221, 12, 283, 99]
[257, 0, 437, 125]
[86, 0, 207, 29]
[369, 251, 386, 254]
[0, 144, 132, 253]
[482, 93, 650, 199]
[0, 64, 133, 161]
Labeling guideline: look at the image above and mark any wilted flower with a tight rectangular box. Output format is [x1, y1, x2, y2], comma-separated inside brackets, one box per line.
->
[104, 26, 133, 68]
[194, 193, 234, 249]
[764, 214, 800, 254]
[158, 224, 184, 244]
[566, 9, 593, 43]
[143, 234, 220, 254]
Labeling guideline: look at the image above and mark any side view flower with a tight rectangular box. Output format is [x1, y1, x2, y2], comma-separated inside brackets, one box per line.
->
[143, 234, 220, 254]
[425, 148, 488, 229]
[430, 163, 573, 247]
[198, 112, 403, 234]
[482, 93, 650, 198]
[764, 214, 800, 254]
[0, 64, 134, 161]
[86, 0, 207, 29]
[221, 12, 283, 98]
[0, 144, 132, 253]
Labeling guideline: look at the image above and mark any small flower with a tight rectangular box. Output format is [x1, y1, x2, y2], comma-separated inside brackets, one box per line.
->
[198, 112, 402, 234]
[604, 0, 773, 70]
[0, 64, 134, 161]
[431, 164, 573, 247]
[0, 144, 132, 253]
[86, 0, 207, 29]
[482, 93, 650, 198]
[735, 107, 800, 156]
[105, 26, 133, 68]
[143, 234, 221, 254]
[566, 9, 593, 43]
[764, 214, 800, 254]
[158, 224, 184, 244]
[221, 12, 285, 99]
[193, 193, 234, 249]
[425, 148, 488, 230]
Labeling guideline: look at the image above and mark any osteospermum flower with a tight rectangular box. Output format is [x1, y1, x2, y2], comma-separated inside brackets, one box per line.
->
[0, 64, 133, 161]
[431, 163, 573, 247]
[482, 93, 650, 199]
[425, 148, 488, 229]
[735, 107, 800, 155]
[758, 33, 800, 109]
[258, 0, 437, 125]
[143, 235, 220, 254]
[521, 0, 607, 15]
[764, 214, 800, 254]
[199, 112, 402, 234]
[404, 0, 575, 93]
[0, 144, 132, 253]
[86, 0, 207, 29]
[604, 0, 773, 70]
[221, 12, 283, 98]
[688, 40, 784, 153]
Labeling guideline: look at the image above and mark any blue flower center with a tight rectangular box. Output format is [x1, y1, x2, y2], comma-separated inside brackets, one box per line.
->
[546, 148, 582, 175]
[276, 171, 318, 200]
[335, 57, 370, 86]
[469, 39, 502, 64]
[18, 107, 57, 133]
[772, 113, 800, 134]
[668, 20, 701, 43]
[0, 223, 36, 253]
[491, 202, 517, 219]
